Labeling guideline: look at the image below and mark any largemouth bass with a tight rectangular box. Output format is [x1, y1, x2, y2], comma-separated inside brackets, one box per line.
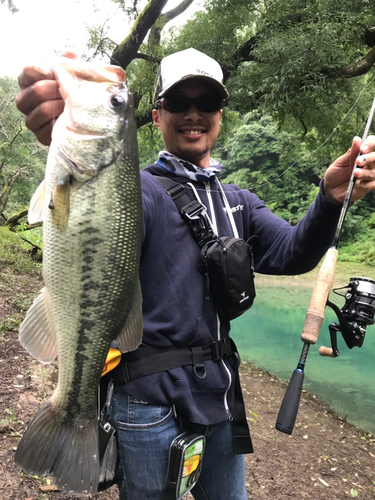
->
[15, 56, 143, 494]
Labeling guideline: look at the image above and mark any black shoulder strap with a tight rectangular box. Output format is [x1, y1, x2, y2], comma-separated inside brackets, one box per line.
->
[154, 175, 216, 248]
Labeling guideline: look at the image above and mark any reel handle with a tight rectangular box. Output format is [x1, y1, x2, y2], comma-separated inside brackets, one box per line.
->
[318, 346, 335, 357]
[301, 248, 338, 344]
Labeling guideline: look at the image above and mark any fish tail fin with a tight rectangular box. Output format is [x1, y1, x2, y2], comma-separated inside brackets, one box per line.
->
[15, 400, 99, 494]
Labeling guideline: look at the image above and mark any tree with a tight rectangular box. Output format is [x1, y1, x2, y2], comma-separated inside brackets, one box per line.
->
[172, 0, 375, 138]
[0, 78, 46, 224]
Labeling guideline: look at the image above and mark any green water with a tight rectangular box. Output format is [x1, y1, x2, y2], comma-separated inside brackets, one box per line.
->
[231, 284, 375, 434]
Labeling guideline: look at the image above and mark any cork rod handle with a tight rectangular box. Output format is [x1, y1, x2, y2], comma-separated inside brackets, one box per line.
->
[301, 247, 338, 345]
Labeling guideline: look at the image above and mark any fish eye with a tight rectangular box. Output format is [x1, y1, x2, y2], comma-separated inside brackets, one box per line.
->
[110, 94, 126, 109]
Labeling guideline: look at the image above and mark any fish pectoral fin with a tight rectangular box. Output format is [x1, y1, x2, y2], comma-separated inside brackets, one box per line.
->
[28, 180, 46, 224]
[115, 279, 143, 353]
[50, 172, 71, 230]
[19, 287, 58, 363]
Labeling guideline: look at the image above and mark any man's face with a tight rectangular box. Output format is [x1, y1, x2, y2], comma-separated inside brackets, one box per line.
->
[152, 79, 222, 168]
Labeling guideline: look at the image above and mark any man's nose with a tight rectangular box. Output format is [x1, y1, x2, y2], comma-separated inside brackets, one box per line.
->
[184, 105, 202, 118]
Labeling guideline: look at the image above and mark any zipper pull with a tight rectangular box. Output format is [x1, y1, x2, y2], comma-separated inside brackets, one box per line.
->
[226, 408, 233, 421]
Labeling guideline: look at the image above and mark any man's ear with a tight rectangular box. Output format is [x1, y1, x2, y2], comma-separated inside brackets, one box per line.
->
[152, 109, 161, 130]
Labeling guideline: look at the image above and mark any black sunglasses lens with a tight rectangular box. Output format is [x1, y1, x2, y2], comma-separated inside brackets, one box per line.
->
[161, 95, 223, 113]
[198, 96, 223, 112]
[164, 96, 191, 112]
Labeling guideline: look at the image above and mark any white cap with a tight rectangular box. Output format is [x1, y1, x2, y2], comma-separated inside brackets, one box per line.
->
[154, 48, 229, 101]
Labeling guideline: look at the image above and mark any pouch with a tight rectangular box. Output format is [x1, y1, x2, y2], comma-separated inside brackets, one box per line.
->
[165, 432, 205, 500]
[201, 236, 256, 321]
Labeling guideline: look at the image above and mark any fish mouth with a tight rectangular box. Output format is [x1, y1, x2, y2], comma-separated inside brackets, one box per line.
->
[59, 149, 89, 172]
[59, 147, 120, 173]
[66, 123, 108, 138]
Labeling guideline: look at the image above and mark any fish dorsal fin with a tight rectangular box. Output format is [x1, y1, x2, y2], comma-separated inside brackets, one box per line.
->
[28, 180, 46, 224]
[19, 287, 57, 363]
[115, 280, 143, 353]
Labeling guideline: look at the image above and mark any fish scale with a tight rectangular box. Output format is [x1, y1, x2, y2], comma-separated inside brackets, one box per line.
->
[15, 57, 143, 494]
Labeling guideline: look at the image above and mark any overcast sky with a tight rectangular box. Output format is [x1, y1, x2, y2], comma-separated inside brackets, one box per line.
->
[0, 0, 200, 77]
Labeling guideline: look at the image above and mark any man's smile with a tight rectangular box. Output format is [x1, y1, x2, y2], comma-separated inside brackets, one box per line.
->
[180, 129, 206, 136]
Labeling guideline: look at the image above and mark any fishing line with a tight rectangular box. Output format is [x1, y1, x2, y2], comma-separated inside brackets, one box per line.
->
[248, 73, 375, 191]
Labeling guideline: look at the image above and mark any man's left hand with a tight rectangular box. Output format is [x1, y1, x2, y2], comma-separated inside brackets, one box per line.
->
[324, 135, 375, 204]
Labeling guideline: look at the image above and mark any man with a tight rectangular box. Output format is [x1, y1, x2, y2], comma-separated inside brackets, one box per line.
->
[16, 48, 375, 499]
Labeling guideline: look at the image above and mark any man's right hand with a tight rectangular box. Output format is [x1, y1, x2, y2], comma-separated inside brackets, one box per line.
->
[16, 66, 64, 146]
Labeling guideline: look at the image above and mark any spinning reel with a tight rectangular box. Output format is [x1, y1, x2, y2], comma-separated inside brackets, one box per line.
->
[322, 277, 375, 357]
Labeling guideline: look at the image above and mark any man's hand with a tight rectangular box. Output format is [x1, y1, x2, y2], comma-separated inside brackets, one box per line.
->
[15, 53, 77, 146]
[324, 135, 375, 204]
[16, 66, 63, 146]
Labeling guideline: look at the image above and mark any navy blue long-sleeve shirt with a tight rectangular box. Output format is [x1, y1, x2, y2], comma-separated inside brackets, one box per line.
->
[122, 164, 342, 425]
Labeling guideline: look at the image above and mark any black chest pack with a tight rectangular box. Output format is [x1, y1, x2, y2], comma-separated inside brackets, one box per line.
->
[155, 175, 256, 322]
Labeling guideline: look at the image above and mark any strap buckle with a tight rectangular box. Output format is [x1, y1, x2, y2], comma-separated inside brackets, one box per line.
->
[116, 362, 130, 384]
[165, 183, 186, 202]
[211, 338, 232, 361]
[181, 200, 207, 221]
[181, 202, 216, 247]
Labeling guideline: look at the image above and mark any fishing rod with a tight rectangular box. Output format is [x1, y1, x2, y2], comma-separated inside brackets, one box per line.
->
[275, 97, 375, 435]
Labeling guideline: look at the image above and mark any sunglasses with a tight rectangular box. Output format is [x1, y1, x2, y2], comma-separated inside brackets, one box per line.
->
[155, 95, 225, 113]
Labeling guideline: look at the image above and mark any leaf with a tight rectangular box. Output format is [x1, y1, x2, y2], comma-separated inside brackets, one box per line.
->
[318, 477, 329, 487]
[40, 484, 59, 492]
[350, 489, 358, 498]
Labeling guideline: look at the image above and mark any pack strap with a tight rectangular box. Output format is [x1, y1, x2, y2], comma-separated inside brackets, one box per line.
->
[232, 367, 254, 454]
[111, 338, 232, 385]
[155, 175, 216, 248]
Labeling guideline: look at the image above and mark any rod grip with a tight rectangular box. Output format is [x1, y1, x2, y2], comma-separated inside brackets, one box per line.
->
[318, 346, 335, 357]
[275, 369, 304, 434]
[301, 248, 338, 345]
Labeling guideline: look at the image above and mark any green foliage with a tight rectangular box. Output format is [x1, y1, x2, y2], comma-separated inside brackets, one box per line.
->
[0, 77, 47, 219]
[168, 0, 257, 61]
[214, 111, 322, 223]
[137, 122, 164, 168]
[0, 226, 41, 276]
[172, 0, 375, 144]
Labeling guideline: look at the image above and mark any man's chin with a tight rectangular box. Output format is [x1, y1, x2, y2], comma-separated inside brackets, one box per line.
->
[176, 147, 210, 167]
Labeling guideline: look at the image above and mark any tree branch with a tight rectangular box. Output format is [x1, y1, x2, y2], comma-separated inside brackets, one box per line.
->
[111, 0, 169, 68]
[222, 26, 375, 84]
[222, 36, 258, 82]
[136, 52, 159, 62]
[0, 0, 18, 13]
[148, 0, 195, 46]
[322, 46, 375, 78]
[0, 122, 22, 177]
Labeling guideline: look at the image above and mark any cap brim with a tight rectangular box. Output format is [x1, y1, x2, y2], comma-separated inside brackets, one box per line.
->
[157, 74, 229, 100]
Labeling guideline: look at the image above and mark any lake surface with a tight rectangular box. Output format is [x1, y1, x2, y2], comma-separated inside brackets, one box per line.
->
[231, 283, 375, 434]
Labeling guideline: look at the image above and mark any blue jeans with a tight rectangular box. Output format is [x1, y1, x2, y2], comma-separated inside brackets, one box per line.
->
[110, 387, 248, 500]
